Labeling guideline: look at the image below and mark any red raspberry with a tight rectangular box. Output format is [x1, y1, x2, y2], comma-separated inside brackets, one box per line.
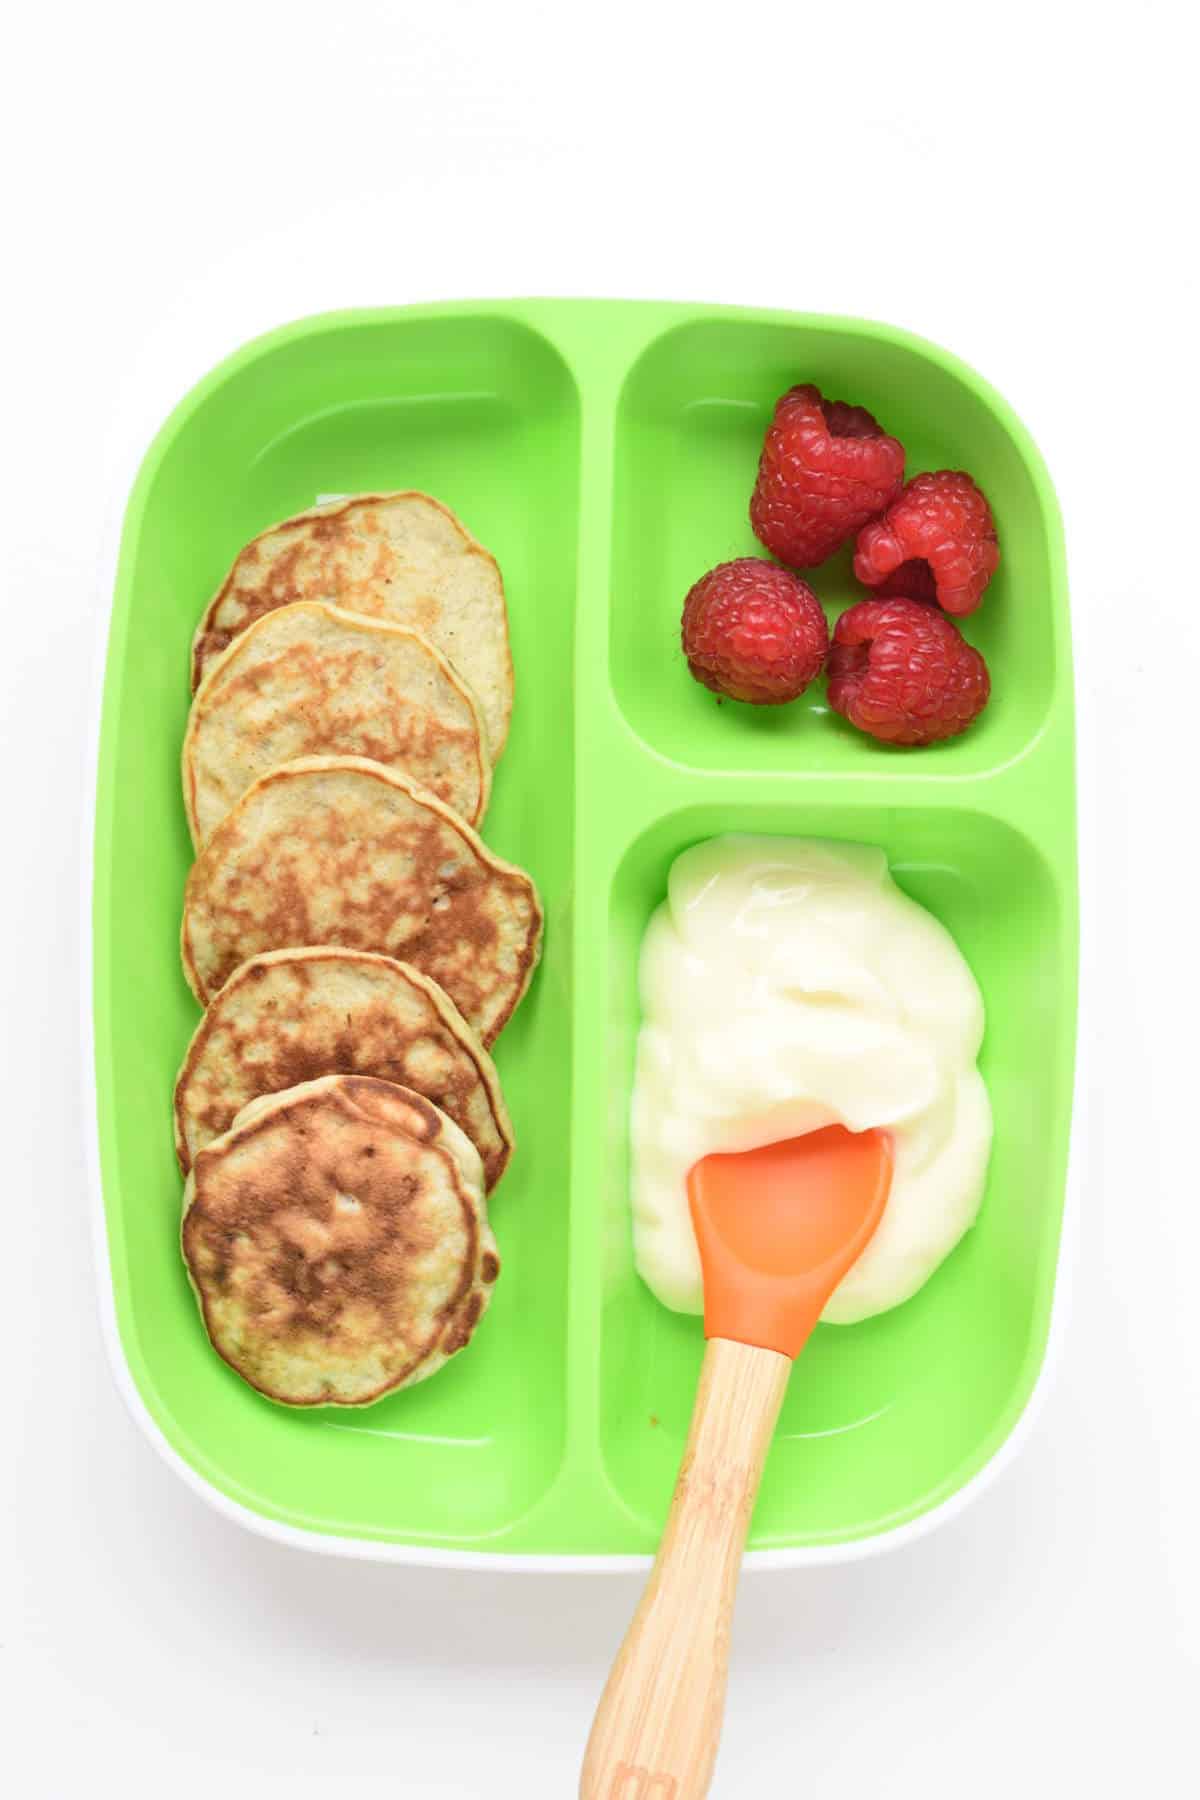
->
[854, 471, 999, 616]
[750, 384, 905, 568]
[826, 597, 990, 746]
[682, 558, 828, 704]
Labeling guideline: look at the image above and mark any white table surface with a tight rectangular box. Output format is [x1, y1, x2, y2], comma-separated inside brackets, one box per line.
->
[4, 3, 1197, 1793]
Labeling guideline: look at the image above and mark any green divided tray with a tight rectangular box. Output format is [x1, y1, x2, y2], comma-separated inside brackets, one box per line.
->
[90, 300, 1076, 1564]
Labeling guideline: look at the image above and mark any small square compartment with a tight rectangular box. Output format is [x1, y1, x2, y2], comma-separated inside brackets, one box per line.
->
[598, 801, 1074, 1547]
[609, 317, 1062, 775]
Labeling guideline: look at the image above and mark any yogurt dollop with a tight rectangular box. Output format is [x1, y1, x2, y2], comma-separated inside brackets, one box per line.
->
[630, 835, 993, 1324]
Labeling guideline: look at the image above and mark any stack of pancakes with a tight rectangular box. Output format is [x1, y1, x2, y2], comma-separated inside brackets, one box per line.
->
[172, 494, 542, 1407]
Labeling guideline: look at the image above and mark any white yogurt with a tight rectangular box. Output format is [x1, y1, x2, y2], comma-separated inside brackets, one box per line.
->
[630, 835, 993, 1324]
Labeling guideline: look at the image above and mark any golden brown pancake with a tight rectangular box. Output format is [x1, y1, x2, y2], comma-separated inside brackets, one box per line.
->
[183, 602, 491, 846]
[190, 492, 513, 756]
[182, 1075, 499, 1407]
[180, 756, 542, 1044]
[173, 948, 513, 1189]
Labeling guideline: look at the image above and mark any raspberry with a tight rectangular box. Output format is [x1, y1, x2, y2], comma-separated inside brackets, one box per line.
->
[681, 558, 828, 704]
[750, 384, 906, 568]
[826, 597, 990, 746]
[853, 471, 999, 616]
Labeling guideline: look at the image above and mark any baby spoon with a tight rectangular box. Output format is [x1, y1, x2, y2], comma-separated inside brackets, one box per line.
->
[580, 1124, 891, 1800]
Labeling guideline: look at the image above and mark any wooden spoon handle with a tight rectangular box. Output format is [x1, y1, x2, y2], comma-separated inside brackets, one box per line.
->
[580, 1338, 791, 1799]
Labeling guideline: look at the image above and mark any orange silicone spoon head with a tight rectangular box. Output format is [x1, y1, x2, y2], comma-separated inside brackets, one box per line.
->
[686, 1126, 893, 1360]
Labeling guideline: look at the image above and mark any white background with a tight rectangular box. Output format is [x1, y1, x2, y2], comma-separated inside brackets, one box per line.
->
[4, 3, 1197, 1794]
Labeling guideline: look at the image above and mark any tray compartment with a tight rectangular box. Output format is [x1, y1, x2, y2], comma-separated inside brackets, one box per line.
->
[95, 310, 581, 1543]
[595, 798, 1073, 1546]
[609, 315, 1058, 775]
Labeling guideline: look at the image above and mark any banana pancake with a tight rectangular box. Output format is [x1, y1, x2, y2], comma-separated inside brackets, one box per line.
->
[183, 602, 490, 846]
[190, 492, 513, 756]
[182, 1074, 499, 1406]
[180, 755, 542, 1043]
[174, 947, 513, 1189]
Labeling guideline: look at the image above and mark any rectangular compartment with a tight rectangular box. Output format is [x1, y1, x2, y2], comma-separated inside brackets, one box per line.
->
[91, 301, 1075, 1563]
[94, 311, 580, 1546]
[598, 803, 1073, 1548]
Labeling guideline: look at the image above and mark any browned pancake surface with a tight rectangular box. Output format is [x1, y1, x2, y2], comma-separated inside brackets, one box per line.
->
[184, 602, 490, 844]
[174, 947, 513, 1188]
[190, 493, 512, 755]
[182, 1075, 499, 1406]
[181, 756, 542, 1043]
